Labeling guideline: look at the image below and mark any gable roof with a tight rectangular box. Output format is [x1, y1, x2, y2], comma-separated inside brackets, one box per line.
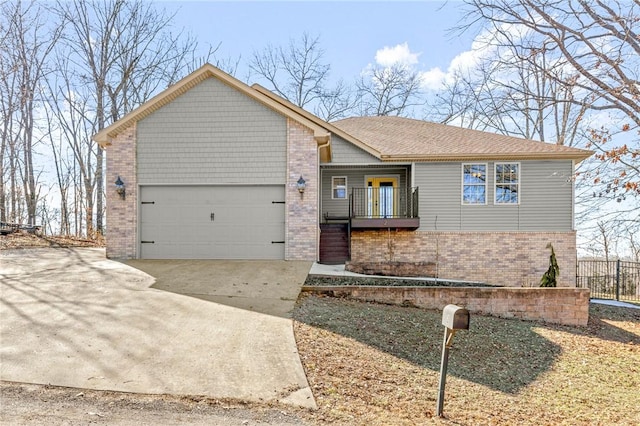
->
[94, 63, 591, 164]
[332, 116, 593, 162]
[251, 84, 381, 158]
[93, 63, 332, 161]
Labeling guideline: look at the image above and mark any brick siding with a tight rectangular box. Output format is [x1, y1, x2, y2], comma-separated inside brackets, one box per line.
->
[350, 230, 577, 287]
[285, 119, 318, 261]
[105, 124, 137, 259]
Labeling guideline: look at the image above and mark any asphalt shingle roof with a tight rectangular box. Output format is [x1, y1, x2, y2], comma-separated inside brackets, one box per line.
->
[332, 116, 592, 161]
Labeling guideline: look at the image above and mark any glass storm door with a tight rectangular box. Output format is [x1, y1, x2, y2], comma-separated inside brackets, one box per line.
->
[366, 177, 398, 218]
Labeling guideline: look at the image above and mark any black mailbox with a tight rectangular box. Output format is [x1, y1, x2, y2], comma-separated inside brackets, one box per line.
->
[442, 304, 470, 330]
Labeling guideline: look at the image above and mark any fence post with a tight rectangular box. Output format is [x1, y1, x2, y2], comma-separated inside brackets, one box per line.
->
[616, 259, 621, 301]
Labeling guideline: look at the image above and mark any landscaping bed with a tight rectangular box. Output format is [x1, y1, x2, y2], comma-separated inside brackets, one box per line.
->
[345, 261, 436, 277]
[304, 275, 496, 287]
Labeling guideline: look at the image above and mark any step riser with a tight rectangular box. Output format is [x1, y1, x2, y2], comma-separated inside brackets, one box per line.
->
[319, 225, 350, 264]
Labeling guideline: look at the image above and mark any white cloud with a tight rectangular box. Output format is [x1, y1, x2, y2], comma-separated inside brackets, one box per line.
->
[421, 31, 497, 91]
[375, 42, 420, 67]
[419, 67, 448, 91]
[417, 23, 527, 91]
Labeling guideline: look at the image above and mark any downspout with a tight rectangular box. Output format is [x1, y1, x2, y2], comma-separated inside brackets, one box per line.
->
[315, 133, 331, 263]
[315, 133, 331, 161]
[571, 160, 576, 231]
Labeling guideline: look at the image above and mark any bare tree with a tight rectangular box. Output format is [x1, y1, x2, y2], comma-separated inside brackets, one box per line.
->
[250, 32, 355, 121]
[429, 26, 587, 146]
[428, 68, 487, 130]
[315, 79, 360, 122]
[626, 219, 640, 262]
[357, 63, 423, 117]
[52, 0, 205, 236]
[214, 53, 242, 77]
[0, 1, 60, 226]
[250, 33, 329, 108]
[0, 0, 212, 237]
[44, 52, 97, 236]
[459, 0, 640, 197]
[41, 86, 72, 235]
[0, 5, 17, 223]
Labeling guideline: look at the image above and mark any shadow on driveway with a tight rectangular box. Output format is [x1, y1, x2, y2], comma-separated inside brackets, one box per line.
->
[0, 248, 315, 408]
[124, 259, 311, 318]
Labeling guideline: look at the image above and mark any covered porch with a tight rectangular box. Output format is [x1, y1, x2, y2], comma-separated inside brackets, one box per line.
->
[319, 165, 420, 264]
[320, 164, 420, 229]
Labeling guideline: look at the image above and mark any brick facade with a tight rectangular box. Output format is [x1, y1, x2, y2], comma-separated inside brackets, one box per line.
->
[350, 230, 577, 287]
[105, 124, 137, 259]
[285, 119, 318, 261]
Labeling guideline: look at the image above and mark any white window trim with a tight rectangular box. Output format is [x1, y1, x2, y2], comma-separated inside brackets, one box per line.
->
[331, 176, 348, 200]
[494, 162, 520, 205]
[461, 163, 488, 205]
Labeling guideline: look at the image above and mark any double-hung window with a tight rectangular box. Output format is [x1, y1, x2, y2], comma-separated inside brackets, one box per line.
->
[462, 164, 487, 204]
[495, 163, 519, 204]
[332, 176, 347, 199]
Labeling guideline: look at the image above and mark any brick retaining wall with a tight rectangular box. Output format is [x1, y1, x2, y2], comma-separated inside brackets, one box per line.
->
[302, 285, 590, 326]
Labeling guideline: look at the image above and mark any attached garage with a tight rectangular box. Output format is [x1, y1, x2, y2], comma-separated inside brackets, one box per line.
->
[139, 185, 285, 259]
[98, 64, 323, 261]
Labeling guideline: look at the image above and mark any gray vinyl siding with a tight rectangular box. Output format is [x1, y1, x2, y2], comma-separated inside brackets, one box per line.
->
[326, 135, 380, 164]
[519, 160, 574, 230]
[416, 160, 574, 231]
[137, 78, 286, 185]
[416, 163, 462, 230]
[320, 166, 409, 220]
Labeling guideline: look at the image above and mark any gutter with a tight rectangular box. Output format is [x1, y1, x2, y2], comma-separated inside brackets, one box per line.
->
[380, 151, 593, 163]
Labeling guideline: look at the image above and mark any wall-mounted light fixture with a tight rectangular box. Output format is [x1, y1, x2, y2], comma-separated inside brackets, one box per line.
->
[115, 176, 126, 200]
[297, 176, 306, 195]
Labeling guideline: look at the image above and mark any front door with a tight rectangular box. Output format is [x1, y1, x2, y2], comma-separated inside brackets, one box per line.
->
[366, 177, 398, 218]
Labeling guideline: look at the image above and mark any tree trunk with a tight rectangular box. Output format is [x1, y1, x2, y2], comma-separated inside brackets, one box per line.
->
[22, 106, 37, 225]
[95, 144, 103, 235]
[0, 128, 6, 223]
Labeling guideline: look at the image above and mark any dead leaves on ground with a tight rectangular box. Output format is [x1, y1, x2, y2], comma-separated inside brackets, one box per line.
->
[293, 295, 640, 425]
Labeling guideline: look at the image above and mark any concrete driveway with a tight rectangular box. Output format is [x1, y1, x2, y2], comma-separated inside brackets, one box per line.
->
[0, 248, 315, 408]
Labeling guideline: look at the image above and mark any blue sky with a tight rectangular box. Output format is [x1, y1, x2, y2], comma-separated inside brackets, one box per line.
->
[163, 1, 475, 86]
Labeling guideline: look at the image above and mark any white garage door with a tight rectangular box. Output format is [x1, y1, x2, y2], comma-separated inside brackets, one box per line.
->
[139, 185, 285, 259]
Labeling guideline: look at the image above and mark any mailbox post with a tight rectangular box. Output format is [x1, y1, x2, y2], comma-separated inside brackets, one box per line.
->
[436, 304, 470, 417]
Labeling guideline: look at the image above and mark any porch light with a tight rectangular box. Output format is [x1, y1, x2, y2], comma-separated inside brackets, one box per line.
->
[297, 176, 306, 194]
[115, 176, 126, 200]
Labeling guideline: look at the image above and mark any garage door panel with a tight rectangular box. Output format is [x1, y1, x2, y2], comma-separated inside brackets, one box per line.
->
[140, 185, 285, 259]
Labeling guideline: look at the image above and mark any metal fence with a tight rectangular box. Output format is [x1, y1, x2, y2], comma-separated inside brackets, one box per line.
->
[577, 260, 640, 302]
[349, 187, 419, 219]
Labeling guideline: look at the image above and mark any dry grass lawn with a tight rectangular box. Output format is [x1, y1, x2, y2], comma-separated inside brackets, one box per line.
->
[293, 294, 640, 425]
